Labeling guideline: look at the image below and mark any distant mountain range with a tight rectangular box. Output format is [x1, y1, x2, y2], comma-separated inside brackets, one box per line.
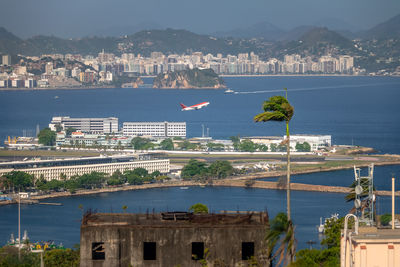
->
[362, 14, 400, 39]
[0, 14, 399, 59]
[214, 14, 400, 41]
[0, 28, 261, 57]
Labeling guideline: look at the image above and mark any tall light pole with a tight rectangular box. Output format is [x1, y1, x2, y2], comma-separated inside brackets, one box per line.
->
[392, 176, 395, 230]
[18, 191, 21, 260]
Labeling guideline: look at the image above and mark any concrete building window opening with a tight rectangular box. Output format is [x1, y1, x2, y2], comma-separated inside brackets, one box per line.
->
[242, 242, 255, 260]
[91, 242, 105, 260]
[143, 242, 156, 260]
[191, 242, 205, 260]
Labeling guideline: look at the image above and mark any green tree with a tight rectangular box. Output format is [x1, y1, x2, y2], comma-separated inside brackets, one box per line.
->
[380, 213, 392, 226]
[37, 128, 56, 146]
[239, 140, 256, 152]
[270, 143, 278, 152]
[131, 137, 154, 150]
[75, 172, 107, 189]
[151, 170, 161, 178]
[126, 175, 143, 185]
[257, 144, 269, 152]
[230, 136, 241, 151]
[254, 92, 294, 221]
[206, 142, 225, 151]
[110, 169, 126, 184]
[44, 248, 80, 267]
[178, 140, 197, 150]
[295, 142, 311, 152]
[3, 171, 34, 191]
[181, 159, 207, 180]
[65, 127, 77, 136]
[0, 246, 40, 266]
[160, 138, 174, 150]
[107, 177, 123, 186]
[131, 168, 148, 178]
[208, 161, 233, 179]
[266, 212, 296, 266]
[189, 203, 209, 214]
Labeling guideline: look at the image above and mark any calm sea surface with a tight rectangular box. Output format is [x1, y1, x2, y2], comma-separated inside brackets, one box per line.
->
[0, 76, 400, 153]
[1, 76, 400, 249]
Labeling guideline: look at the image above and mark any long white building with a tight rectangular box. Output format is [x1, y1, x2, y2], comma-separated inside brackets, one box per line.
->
[243, 134, 331, 152]
[0, 157, 170, 181]
[49, 116, 118, 134]
[123, 122, 186, 137]
[288, 134, 332, 151]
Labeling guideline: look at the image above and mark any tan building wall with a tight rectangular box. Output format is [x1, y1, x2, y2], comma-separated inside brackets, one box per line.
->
[341, 228, 400, 267]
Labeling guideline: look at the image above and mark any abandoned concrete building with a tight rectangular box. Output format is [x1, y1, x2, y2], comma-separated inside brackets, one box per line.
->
[80, 211, 269, 267]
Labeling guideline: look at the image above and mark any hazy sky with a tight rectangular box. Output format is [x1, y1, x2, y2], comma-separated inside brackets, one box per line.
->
[1, 0, 400, 38]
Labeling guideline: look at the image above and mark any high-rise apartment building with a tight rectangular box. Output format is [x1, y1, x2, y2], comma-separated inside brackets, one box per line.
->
[2, 55, 11, 66]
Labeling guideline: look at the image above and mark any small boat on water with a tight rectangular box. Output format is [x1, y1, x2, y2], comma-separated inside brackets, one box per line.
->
[180, 187, 189, 190]
[318, 213, 339, 234]
[224, 89, 235, 94]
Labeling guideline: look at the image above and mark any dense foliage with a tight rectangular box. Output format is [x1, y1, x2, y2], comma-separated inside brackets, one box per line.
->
[380, 213, 392, 226]
[295, 142, 311, 152]
[181, 159, 233, 180]
[1, 171, 34, 191]
[0, 246, 79, 267]
[2, 168, 166, 194]
[230, 137, 269, 152]
[289, 217, 346, 267]
[189, 203, 209, 214]
[37, 128, 56, 146]
[131, 137, 154, 150]
[160, 138, 174, 150]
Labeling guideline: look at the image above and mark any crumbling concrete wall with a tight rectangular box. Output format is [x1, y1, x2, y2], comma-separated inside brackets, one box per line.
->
[80, 213, 268, 267]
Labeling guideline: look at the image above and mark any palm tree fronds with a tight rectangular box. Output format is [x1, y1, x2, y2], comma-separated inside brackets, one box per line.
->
[253, 111, 286, 122]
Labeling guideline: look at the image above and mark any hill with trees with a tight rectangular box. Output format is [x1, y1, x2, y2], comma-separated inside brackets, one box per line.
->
[153, 68, 226, 89]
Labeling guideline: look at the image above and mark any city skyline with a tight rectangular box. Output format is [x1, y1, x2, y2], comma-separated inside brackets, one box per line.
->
[1, 0, 399, 38]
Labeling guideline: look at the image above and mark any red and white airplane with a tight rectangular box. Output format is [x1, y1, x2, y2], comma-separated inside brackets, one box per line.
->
[180, 102, 210, 111]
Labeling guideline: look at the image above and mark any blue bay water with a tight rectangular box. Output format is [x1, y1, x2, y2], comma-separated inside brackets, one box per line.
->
[0, 76, 400, 153]
[1, 76, 400, 249]
[263, 165, 400, 191]
[0, 187, 398, 250]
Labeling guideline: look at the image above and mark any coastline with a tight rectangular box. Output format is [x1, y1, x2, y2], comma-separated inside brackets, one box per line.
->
[1, 75, 399, 92]
[2, 160, 399, 205]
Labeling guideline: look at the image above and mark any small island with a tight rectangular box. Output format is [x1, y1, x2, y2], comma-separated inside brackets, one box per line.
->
[153, 68, 226, 89]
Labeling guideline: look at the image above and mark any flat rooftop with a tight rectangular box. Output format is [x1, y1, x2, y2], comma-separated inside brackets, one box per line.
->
[350, 227, 400, 241]
[0, 154, 137, 169]
[82, 212, 269, 228]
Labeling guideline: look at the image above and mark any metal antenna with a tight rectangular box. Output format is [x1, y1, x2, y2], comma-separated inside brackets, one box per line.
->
[353, 164, 375, 225]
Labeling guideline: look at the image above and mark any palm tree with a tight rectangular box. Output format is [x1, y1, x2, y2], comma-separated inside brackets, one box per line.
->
[266, 212, 296, 266]
[122, 205, 128, 213]
[254, 91, 294, 220]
